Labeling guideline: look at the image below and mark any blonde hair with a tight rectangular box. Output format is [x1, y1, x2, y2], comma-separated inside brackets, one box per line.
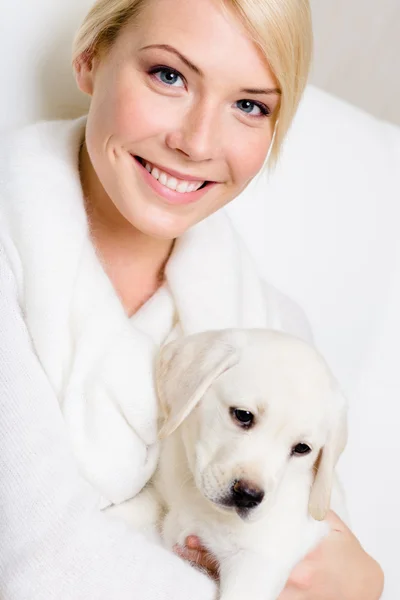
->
[72, 0, 313, 166]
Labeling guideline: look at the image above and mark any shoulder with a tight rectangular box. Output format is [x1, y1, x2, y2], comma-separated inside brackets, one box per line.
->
[0, 117, 88, 279]
[0, 117, 86, 207]
[0, 117, 86, 154]
[0, 117, 86, 200]
[262, 280, 314, 345]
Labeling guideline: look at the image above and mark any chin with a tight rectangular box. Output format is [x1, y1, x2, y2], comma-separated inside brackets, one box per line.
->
[114, 175, 227, 240]
[123, 206, 206, 240]
[138, 219, 193, 241]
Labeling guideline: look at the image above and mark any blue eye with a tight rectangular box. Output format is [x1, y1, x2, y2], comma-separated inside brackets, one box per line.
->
[236, 99, 270, 117]
[150, 67, 185, 88]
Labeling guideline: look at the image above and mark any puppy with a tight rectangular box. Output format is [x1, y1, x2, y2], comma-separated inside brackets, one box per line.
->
[151, 328, 348, 600]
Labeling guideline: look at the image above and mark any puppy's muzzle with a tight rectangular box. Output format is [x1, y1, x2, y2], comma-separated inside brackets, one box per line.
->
[231, 480, 265, 510]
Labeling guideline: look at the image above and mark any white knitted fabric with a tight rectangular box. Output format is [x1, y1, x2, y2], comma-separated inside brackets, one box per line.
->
[0, 118, 313, 599]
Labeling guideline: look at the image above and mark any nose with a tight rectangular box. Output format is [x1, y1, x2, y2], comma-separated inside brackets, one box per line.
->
[166, 101, 220, 162]
[231, 480, 265, 510]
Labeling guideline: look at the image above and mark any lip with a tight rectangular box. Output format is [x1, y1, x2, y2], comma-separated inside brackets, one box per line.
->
[133, 155, 214, 183]
[132, 155, 218, 206]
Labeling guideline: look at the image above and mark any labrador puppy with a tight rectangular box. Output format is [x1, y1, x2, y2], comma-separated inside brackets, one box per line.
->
[151, 328, 348, 600]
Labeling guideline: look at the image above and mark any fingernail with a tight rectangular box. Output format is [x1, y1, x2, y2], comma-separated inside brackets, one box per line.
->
[186, 536, 200, 549]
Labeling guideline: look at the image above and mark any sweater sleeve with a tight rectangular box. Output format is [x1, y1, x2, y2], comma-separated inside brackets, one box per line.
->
[0, 243, 216, 600]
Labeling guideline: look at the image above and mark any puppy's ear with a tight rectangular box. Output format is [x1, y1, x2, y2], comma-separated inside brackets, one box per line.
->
[156, 330, 242, 439]
[309, 390, 348, 521]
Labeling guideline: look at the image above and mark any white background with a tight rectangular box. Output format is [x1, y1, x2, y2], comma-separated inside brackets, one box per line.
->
[310, 0, 400, 126]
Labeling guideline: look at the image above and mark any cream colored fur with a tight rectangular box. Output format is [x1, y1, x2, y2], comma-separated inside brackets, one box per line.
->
[113, 328, 347, 600]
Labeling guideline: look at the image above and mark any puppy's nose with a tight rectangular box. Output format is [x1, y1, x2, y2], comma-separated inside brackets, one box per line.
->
[231, 480, 265, 510]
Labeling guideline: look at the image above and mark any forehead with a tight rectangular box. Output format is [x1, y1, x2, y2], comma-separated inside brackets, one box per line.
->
[124, 0, 276, 87]
[214, 340, 333, 425]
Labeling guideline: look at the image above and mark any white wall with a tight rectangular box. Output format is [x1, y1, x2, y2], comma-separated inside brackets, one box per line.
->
[1, 1, 399, 131]
[0, 1, 91, 132]
[310, 0, 400, 125]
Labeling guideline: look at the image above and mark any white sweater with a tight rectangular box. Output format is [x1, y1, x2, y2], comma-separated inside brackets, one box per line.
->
[0, 119, 313, 600]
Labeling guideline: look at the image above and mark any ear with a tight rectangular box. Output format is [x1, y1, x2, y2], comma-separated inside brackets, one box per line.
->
[308, 389, 348, 521]
[156, 330, 243, 439]
[73, 50, 98, 96]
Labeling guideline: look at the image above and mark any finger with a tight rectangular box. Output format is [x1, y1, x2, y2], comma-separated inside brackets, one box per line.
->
[174, 545, 219, 575]
[183, 536, 219, 571]
[186, 535, 202, 550]
[201, 551, 220, 574]
[174, 545, 202, 562]
[287, 560, 314, 590]
[277, 586, 304, 600]
[174, 545, 209, 566]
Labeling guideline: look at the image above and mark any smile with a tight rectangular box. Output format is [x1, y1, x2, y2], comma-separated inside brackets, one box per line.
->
[132, 155, 218, 205]
[137, 157, 207, 193]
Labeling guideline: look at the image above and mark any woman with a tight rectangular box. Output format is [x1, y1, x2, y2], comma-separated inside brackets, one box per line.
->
[0, 0, 383, 598]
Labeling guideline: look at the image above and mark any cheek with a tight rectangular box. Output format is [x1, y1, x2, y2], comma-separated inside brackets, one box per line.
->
[107, 70, 186, 147]
[88, 65, 163, 145]
[113, 87, 166, 143]
[284, 455, 314, 486]
[196, 415, 231, 462]
[228, 131, 273, 187]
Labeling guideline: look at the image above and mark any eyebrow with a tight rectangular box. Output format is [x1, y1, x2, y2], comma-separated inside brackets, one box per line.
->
[139, 44, 281, 96]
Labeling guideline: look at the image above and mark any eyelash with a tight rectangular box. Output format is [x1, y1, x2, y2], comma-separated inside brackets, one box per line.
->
[148, 65, 185, 87]
[147, 65, 272, 119]
[237, 99, 271, 118]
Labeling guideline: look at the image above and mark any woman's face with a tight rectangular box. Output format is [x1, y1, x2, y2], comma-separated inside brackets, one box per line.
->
[76, 0, 280, 239]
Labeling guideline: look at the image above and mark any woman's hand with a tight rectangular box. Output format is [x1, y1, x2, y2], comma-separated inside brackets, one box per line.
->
[173, 511, 384, 599]
[278, 511, 384, 600]
[174, 535, 220, 580]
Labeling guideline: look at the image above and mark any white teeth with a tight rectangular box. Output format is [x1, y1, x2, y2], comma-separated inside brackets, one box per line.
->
[142, 158, 206, 193]
[159, 172, 168, 186]
[165, 177, 178, 191]
[176, 181, 189, 193]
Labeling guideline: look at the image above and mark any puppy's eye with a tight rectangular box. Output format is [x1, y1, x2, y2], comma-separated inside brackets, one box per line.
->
[291, 443, 312, 456]
[230, 408, 254, 429]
